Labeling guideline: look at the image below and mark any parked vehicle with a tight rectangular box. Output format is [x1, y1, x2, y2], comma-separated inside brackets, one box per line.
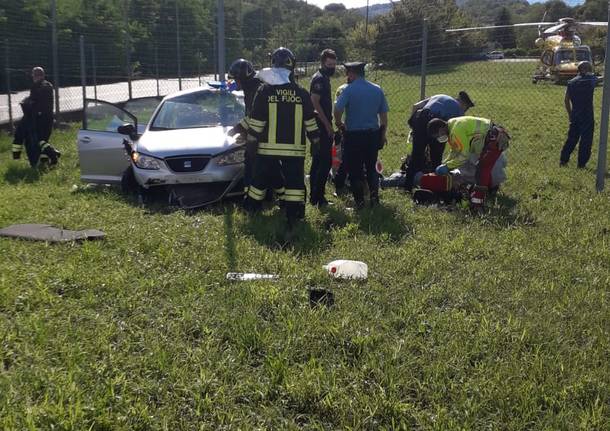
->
[485, 51, 505, 60]
[77, 86, 246, 208]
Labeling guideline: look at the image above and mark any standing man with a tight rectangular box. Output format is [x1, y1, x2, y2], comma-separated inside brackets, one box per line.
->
[333, 62, 389, 208]
[244, 47, 320, 226]
[560, 61, 597, 168]
[404, 91, 474, 190]
[12, 67, 60, 166]
[227, 58, 263, 191]
[309, 49, 337, 207]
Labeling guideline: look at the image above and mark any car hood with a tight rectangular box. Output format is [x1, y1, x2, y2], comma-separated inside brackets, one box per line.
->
[136, 126, 238, 158]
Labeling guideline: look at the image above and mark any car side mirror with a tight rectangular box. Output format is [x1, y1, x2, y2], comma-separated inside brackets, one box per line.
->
[117, 123, 137, 138]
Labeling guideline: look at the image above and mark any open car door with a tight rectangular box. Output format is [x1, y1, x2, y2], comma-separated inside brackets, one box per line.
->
[77, 97, 161, 184]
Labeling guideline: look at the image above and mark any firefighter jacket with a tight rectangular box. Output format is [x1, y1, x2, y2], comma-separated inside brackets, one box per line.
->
[247, 82, 320, 158]
[443, 116, 492, 170]
[236, 77, 263, 132]
[30, 80, 54, 116]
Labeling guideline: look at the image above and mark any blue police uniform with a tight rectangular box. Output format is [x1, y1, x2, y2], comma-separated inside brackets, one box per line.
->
[560, 74, 597, 167]
[335, 72, 389, 206]
[404, 94, 466, 190]
[424, 95, 464, 120]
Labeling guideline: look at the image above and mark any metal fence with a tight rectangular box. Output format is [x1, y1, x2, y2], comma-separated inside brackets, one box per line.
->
[1, 2, 609, 186]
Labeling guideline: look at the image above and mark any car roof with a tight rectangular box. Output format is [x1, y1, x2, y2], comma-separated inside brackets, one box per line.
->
[162, 86, 239, 102]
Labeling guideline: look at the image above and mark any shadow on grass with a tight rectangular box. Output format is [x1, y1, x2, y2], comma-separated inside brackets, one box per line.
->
[3, 164, 42, 184]
[450, 193, 537, 228]
[241, 209, 331, 255]
[356, 203, 412, 241]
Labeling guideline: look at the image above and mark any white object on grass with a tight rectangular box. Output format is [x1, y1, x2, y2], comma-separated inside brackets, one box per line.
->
[324, 260, 368, 280]
[226, 272, 279, 281]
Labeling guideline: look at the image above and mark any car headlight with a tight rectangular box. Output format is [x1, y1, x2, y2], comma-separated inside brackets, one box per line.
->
[216, 148, 245, 166]
[132, 152, 163, 170]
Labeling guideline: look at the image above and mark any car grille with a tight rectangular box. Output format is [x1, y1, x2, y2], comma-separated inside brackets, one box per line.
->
[165, 156, 210, 173]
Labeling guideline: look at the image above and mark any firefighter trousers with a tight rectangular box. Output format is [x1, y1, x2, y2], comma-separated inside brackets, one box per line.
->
[245, 155, 305, 221]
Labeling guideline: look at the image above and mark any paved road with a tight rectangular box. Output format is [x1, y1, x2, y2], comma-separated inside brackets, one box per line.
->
[0, 76, 211, 125]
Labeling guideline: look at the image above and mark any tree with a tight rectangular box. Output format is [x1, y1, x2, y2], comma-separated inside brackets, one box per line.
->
[493, 7, 516, 49]
[324, 3, 346, 13]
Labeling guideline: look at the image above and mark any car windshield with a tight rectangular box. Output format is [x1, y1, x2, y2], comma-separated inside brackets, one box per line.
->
[150, 91, 244, 130]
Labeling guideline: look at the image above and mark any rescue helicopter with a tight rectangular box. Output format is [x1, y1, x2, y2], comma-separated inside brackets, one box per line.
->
[447, 17, 607, 84]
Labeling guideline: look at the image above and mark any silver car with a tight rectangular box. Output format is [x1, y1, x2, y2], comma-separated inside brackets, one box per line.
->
[77, 87, 246, 208]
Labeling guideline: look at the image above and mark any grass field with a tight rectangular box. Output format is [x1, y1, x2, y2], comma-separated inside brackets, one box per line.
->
[1, 62, 609, 430]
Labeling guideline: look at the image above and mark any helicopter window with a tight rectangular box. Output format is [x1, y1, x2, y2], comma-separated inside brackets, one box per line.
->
[575, 49, 592, 62]
[556, 50, 574, 64]
[541, 51, 553, 66]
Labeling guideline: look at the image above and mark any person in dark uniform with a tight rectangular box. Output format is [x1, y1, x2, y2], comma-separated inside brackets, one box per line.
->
[333, 62, 389, 208]
[309, 49, 337, 207]
[12, 67, 60, 166]
[560, 61, 597, 168]
[227, 59, 263, 190]
[244, 47, 320, 225]
[404, 91, 474, 190]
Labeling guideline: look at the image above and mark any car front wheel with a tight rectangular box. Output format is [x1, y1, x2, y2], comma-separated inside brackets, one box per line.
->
[121, 166, 138, 195]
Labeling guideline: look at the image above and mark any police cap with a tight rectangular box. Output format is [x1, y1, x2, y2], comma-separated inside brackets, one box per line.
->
[344, 61, 366, 72]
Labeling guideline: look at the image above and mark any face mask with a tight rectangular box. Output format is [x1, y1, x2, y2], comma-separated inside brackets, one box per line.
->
[437, 135, 449, 144]
[322, 67, 336, 77]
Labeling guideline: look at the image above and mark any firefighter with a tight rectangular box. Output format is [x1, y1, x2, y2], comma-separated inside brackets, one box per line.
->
[309, 49, 337, 207]
[227, 58, 263, 190]
[404, 91, 474, 190]
[333, 62, 389, 208]
[416, 116, 510, 208]
[560, 61, 597, 168]
[12, 67, 60, 167]
[243, 47, 320, 225]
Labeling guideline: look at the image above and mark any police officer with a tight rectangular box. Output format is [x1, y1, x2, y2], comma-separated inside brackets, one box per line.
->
[244, 47, 320, 225]
[404, 91, 474, 190]
[560, 61, 597, 168]
[309, 49, 337, 207]
[12, 67, 60, 166]
[333, 62, 389, 208]
[227, 58, 263, 190]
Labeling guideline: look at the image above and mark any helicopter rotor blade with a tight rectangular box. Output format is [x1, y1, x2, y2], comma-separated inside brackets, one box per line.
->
[579, 22, 608, 27]
[543, 22, 569, 34]
[446, 22, 551, 33]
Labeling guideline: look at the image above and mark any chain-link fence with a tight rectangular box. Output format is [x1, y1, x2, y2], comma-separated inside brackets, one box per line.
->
[1, 1, 608, 184]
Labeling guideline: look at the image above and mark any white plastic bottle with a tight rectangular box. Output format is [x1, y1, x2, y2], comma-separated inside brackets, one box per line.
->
[323, 260, 368, 280]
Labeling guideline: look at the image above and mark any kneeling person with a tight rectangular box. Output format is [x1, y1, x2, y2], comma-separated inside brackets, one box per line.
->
[416, 116, 510, 208]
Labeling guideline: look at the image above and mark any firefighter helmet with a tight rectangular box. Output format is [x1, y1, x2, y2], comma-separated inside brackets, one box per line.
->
[228, 59, 255, 81]
[271, 47, 296, 71]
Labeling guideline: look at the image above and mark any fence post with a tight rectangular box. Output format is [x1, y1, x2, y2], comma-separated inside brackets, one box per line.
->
[51, 0, 60, 125]
[595, 5, 610, 192]
[420, 18, 428, 101]
[217, 0, 226, 81]
[124, 0, 132, 99]
[4, 40, 13, 132]
[91, 44, 97, 100]
[176, 0, 182, 91]
[155, 45, 160, 97]
[80, 35, 87, 129]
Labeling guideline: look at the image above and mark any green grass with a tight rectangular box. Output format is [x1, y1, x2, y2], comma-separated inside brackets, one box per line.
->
[1, 61, 609, 430]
